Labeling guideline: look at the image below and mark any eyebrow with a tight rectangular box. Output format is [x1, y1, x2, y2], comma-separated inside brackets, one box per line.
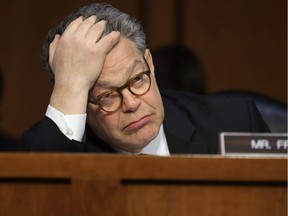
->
[96, 59, 144, 88]
[126, 59, 143, 74]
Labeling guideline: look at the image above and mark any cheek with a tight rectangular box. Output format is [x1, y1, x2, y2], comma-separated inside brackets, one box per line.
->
[87, 106, 119, 134]
[149, 81, 164, 111]
[87, 107, 104, 130]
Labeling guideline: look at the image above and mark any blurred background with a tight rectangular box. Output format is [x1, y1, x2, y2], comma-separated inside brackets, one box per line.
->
[0, 0, 286, 139]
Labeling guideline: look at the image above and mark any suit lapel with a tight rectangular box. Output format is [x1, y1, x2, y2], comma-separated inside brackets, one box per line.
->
[85, 125, 117, 153]
[162, 94, 208, 154]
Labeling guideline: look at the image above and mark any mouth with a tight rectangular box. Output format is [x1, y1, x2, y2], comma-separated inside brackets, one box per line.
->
[123, 115, 153, 133]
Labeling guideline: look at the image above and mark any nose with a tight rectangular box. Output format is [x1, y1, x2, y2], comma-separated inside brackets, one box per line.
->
[121, 89, 140, 113]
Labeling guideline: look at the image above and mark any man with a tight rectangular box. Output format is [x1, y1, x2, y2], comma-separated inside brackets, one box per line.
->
[21, 3, 269, 155]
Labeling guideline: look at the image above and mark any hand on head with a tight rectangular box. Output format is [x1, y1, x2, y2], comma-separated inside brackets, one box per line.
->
[48, 15, 121, 115]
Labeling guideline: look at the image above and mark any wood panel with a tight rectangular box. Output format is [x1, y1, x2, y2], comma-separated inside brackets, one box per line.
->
[182, 0, 286, 100]
[0, 180, 71, 216]
[0, 154, 286, 216]
[143, 0, 179, 47]
[125, 183, 286, 216]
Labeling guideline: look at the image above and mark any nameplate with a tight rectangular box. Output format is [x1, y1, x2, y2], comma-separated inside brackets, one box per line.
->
[219, 132, 288, 156]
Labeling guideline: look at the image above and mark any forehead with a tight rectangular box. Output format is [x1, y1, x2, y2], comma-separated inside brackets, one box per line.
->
[97, 38, 145, 87]
[103, 38, 143, 70]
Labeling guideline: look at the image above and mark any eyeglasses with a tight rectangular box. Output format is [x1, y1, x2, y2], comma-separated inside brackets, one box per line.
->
[88, 70, 152, 113]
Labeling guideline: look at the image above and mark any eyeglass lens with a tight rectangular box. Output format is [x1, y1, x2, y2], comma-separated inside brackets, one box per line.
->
[98, 71, 151, 112]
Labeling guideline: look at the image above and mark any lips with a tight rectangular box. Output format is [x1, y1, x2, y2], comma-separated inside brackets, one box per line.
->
[123, 115, 152, 132]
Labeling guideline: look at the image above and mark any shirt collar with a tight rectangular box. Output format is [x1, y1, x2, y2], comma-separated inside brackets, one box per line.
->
[140, 124, 170, 156]
[117, 124, 170, 156]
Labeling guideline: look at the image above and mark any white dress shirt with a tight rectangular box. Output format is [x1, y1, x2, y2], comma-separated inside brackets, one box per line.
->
[45, 105, 170, 156]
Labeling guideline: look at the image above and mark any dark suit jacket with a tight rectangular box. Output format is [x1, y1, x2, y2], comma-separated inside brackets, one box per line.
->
[20, 90, 270, 154]
[0, 133, 20, 151]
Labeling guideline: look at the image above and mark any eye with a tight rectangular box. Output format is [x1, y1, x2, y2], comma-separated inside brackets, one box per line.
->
[130, 74, 145, 88]
[101, 92, 113, 100]
[98, 91, 119, 107]
[99, 92, 114, 103]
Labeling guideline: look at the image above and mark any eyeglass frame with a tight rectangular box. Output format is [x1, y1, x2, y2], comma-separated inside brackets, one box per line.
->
[88, 63, 152, 113]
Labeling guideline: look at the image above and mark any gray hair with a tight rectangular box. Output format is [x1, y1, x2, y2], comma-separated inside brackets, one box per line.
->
[41, 3, 146, 83]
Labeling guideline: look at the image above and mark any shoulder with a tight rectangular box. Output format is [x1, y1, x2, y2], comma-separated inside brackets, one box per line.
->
[160, 89, 269, 131]
[160, 89, 254, 113]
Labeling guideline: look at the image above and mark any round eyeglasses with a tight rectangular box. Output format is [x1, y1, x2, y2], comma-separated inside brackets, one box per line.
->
[88, 71, 151, 113]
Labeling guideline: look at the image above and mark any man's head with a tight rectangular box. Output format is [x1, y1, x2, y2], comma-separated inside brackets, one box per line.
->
[87, 38, 164, 153]
[42, 3, 146, 83]
[43, 3, 165, 153]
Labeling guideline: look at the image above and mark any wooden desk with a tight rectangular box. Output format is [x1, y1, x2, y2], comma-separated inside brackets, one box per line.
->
[0, 154, 286, 216]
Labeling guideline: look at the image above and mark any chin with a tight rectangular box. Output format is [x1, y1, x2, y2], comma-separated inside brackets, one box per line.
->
[114, 129, 158, 153]
[133, 126, 159, 146]
[108, 121, 162, 152]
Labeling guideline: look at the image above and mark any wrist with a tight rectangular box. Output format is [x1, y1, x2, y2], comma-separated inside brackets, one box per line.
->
[50, 83, 89, 115]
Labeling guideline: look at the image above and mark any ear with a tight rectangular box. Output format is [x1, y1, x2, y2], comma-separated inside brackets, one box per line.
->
[144, 49, 155, 75]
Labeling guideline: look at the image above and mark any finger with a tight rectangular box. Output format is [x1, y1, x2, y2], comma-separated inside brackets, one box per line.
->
[96, 31, 121, 54]
[49, 34, 61, 66]
[63, 16, 84, 35]
[73, 15, 97, 37]
[85, 20, 106, 42]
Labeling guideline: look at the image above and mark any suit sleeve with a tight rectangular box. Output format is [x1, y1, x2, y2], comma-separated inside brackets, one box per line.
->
[20, 116, 86, 152]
